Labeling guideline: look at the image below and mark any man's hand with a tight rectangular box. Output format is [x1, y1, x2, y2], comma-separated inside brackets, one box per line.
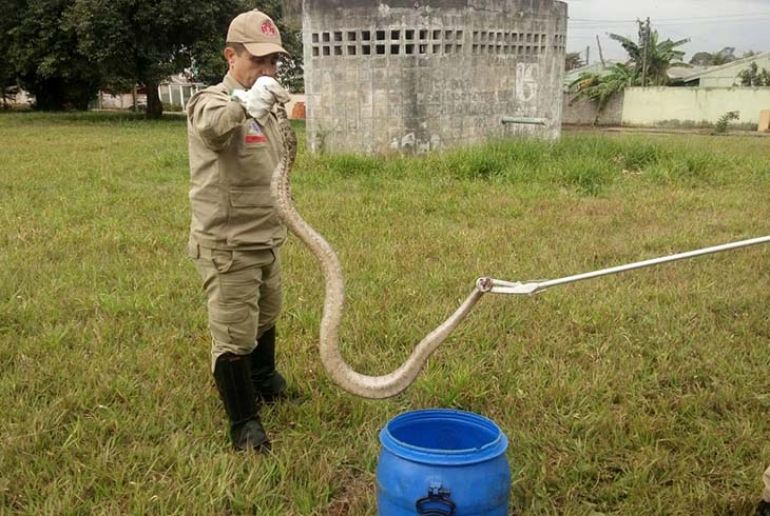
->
[232, 77, 291, 121]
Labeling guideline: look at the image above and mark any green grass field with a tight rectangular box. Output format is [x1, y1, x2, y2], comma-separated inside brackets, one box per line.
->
[1, 111, 769, 514]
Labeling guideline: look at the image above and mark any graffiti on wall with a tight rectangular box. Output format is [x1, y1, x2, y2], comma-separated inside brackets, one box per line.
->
[389, 133, 442, 154]
[516, 63, 539, 103]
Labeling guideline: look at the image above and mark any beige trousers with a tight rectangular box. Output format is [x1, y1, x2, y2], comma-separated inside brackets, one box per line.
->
[763, 465, 770, 502]
[191, 244, 282, 372]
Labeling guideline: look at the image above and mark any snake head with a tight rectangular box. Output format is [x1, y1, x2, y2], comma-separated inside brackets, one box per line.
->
[476, 277, 494, 292]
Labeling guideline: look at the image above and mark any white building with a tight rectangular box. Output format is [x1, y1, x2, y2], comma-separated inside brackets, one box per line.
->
[678, 53, 770, 87]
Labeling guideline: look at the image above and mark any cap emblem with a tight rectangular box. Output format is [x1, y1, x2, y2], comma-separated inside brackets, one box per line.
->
[261, 20, 278, 37]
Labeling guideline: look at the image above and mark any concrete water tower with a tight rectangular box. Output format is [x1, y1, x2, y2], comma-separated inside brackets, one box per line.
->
[301, 0, 568, 154]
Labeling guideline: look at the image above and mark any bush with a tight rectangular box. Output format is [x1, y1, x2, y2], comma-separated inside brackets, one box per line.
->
[713, 111, 740, 133]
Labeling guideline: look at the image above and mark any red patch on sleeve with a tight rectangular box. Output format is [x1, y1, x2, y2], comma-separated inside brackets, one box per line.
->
[244, 120, 268, 144]
[245, 134, 267, 144]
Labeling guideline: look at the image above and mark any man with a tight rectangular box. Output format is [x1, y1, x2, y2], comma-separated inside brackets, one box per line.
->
[186, 9, 292, 452]
[758, 467, 770, 515]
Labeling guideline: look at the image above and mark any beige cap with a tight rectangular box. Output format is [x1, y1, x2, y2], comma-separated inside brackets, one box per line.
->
[226, 10, 289, 57]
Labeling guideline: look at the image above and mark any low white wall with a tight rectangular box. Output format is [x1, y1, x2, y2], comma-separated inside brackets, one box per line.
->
[562, 92, 623, 126]
[622, 87, 770, 126]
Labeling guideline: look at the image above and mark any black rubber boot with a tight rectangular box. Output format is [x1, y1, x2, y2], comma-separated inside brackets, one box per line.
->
[213, 353, 270, 452]
[756, 500, 770, 516]
[250, 326, 287, 403]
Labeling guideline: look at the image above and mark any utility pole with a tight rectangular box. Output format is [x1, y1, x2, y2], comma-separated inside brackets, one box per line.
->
[586, 45, 590, 65]
[640, 17, 651, 87]
[596, 35, 606, 67]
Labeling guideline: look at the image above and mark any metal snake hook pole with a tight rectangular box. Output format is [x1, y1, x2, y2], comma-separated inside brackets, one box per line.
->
[271, 108, 487, 399]
[486, 236, 770, 296]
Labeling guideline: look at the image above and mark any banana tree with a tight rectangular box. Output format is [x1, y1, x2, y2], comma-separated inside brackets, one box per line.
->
[609, 30, 689, 86]
[569, 63, 638, 125]
[569, 22, 689, 124]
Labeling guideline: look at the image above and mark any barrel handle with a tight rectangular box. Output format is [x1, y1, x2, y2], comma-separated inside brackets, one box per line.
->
[415, 486, 456, 515]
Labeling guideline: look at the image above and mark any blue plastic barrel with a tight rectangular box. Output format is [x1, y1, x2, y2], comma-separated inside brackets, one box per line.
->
[377, 409, 511, 515]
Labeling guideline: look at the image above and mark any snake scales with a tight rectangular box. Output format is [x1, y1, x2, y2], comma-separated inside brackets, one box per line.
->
[272, 110, 487, 399]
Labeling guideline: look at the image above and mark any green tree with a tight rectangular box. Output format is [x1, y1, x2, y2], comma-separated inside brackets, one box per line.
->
[10, 0, 101, 110]
[712, 47, 737, 65]
[689, 51, 712, 66]
[65, 0, 248, 118]
[737, 62, 770, 87]
[689, 47, 737, 66]
[0, 0, 22, 108]
[5, 0, 302, 114]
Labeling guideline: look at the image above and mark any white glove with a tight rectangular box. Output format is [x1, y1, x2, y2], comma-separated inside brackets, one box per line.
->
[232, 76, 291, 122]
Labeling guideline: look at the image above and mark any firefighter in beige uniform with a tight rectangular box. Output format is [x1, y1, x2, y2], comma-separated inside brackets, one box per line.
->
[186, 10, 291, 452]
[758, 466, 770, 514]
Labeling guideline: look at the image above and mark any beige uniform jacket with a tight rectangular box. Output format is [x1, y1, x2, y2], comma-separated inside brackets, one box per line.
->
[186, 73, 287, 251]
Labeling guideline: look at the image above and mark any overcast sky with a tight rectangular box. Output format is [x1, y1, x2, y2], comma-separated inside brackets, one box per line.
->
[564, 0, 770, 64]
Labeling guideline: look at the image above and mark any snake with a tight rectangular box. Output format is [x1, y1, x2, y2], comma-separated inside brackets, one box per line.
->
[271, 109, 491, 399]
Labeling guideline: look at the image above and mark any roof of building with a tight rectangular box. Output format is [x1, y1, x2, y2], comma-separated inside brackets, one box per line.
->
[667, 64, 709, 80]
[678, 52, 770, 82]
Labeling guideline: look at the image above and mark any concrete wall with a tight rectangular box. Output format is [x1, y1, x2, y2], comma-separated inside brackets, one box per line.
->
[622, 87, 770, 126]
[302, 0, 568, 154]
[562, 92, 623, 126]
